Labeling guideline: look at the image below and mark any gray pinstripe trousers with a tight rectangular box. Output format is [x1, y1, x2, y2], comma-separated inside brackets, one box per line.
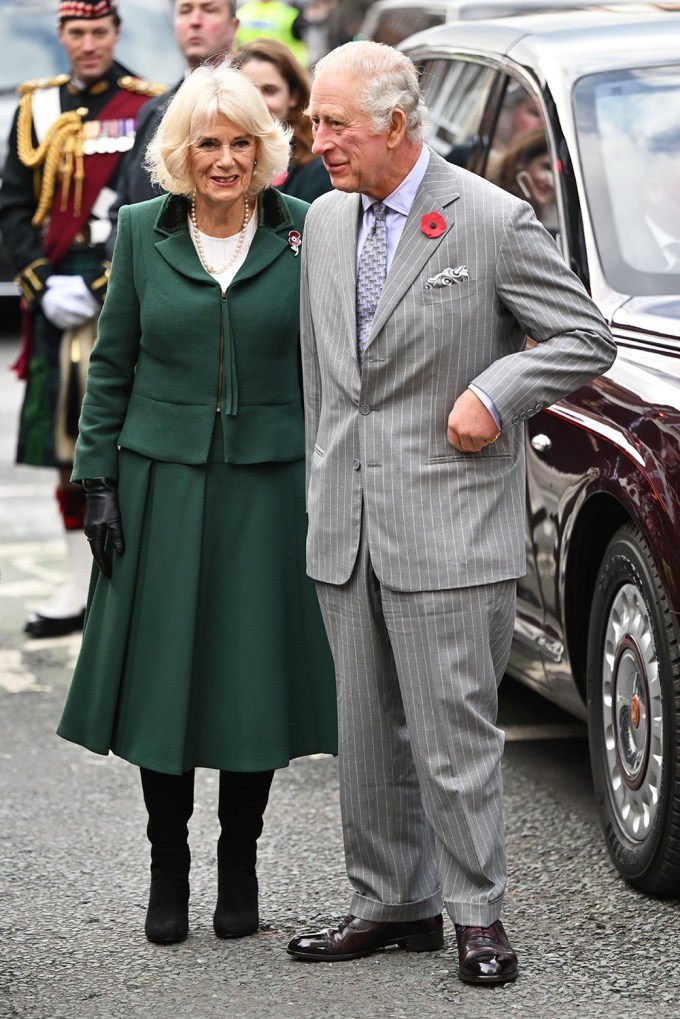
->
[316, 520, 516, 928]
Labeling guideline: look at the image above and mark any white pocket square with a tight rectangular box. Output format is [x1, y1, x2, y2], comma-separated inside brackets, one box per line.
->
[425, 265, 469, 289]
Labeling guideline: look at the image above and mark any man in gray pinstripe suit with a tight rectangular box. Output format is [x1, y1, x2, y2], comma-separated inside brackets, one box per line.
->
[286, 41, 616, 984]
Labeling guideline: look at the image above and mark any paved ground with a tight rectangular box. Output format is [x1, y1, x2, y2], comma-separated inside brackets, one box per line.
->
[1, 331, 679, 1019]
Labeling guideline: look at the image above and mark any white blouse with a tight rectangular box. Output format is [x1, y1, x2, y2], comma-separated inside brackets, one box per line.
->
[188, 201, 259, 291]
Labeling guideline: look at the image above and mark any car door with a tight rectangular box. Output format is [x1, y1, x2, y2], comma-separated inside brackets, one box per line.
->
[470, 72, 559, 690]
[479, 73, 595, 706]
[421, 57, 567, 696]
[478, 73, 569, 694]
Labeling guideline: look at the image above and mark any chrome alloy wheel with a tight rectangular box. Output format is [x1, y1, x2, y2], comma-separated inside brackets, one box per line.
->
[602, 582, 663, 843]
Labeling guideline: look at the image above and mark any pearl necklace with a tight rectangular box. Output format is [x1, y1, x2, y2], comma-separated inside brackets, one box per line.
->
[189, 195, 250, 274]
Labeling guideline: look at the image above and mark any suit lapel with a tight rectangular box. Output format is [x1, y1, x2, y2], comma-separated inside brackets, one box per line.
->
[230, 228, 289, 283]
[336, 193, 362, 357]
[156, 230, 209, 284]
[368, 151, 461, 343]
[153, 190, 296, 286]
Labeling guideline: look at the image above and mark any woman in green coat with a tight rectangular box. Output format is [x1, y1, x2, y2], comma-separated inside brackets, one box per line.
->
[57, 65, 337, 946]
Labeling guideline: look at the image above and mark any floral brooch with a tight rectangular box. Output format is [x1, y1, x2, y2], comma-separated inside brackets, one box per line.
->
[288, 230, 301, 256]
[420, 212, 446, 238]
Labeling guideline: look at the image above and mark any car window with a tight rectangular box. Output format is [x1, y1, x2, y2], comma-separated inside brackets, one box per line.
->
[574, 64, 680, 296]
[485, 79, 558, 232]
[419, 58, 497, 162]
[487, 80, 544, 160]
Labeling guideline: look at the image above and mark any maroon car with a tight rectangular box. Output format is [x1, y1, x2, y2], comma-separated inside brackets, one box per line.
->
[402, 8, 680, 895]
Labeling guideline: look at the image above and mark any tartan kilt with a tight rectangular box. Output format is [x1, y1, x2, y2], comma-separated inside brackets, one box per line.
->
[16, 247, 103, 468]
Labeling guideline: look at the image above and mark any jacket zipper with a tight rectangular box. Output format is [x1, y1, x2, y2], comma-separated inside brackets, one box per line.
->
[217, 288, 227, 412]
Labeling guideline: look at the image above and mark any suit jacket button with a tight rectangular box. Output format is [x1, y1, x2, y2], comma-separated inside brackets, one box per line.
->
[359, 404, 371, 415]
[352, 459, 361, 470]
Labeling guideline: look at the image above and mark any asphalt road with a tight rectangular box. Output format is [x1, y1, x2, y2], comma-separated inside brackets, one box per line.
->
[1, 324, 679, 1019]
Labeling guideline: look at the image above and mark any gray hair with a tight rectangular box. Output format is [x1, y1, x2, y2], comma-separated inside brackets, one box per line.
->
[313, 41, 427, 144]
[145, 64, 291, 199]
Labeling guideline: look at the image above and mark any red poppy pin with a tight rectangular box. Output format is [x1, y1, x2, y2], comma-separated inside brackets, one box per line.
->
[420, 212, 446, 238]
[288, 230, 302, 256]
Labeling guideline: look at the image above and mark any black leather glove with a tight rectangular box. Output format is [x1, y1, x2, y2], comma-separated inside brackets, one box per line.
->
[83, 477, 125, 578]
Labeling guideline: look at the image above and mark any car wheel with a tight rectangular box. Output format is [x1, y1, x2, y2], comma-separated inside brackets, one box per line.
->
[587, 522, 680, 894]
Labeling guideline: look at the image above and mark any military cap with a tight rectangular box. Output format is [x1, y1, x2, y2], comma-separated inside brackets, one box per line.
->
[57, 0, 119, 22]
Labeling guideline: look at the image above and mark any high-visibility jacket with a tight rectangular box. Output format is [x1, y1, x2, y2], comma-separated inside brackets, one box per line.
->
[235, 1, 307, 67]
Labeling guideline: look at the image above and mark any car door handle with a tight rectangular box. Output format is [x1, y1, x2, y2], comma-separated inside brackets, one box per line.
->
[530, 433, 552, 454]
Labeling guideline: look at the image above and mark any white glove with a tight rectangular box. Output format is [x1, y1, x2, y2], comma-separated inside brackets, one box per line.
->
[41, 275, 100, 330]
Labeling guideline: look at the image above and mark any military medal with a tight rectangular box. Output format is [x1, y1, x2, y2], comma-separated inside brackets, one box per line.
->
[82, 117, 136, 154]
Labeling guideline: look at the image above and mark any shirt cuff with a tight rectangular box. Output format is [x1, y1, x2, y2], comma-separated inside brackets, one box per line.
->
[468, 384, 501, 430]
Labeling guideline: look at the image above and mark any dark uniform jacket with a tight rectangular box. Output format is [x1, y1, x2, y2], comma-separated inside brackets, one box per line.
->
[0, 60, 162, 307]
[105, 80, 181, 257]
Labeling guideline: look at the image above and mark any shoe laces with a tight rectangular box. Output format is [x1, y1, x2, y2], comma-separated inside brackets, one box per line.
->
[456, 922, 506, 947]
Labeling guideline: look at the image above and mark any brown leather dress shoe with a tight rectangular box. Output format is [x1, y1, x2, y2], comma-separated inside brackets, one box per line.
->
[454, 920, 518, 984]
[287, 914, 444, 961]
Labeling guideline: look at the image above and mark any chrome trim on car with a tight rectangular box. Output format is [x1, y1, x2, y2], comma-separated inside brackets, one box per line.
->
[547, 404, 646, 467]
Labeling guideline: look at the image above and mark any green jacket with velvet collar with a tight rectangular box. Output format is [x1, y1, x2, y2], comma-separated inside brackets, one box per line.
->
[72, 188, 308, 481]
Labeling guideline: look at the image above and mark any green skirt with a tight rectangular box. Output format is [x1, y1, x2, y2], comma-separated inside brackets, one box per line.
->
[57, 427, 338, 774]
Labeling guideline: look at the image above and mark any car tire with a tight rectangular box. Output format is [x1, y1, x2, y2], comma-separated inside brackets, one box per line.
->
[587, 522, 680, 894]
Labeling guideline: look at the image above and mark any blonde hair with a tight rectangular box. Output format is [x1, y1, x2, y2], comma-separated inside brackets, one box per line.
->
[145, 64, 291, 198]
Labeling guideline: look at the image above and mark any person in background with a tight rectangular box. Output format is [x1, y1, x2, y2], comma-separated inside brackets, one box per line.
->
[107, 0, 239, 250]
[0, 0, 163, 639]
[490, 128, 556, 228]
[234, 37, 332, 202]
[286, 40, 616, 984]
[56, 64, 337, 946]
[493, 83, 543, 152]
[235, 0, 308, 67]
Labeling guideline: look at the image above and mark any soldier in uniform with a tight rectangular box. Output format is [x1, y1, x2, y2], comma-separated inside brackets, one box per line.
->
[0, 0, 164, 638]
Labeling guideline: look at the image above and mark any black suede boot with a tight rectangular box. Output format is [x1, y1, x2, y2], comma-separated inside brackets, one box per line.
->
[213, 769, 274, 939]
[140, 767, 194, 945]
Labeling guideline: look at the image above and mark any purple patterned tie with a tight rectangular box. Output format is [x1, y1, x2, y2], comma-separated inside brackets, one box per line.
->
[356, 202, 387, 370]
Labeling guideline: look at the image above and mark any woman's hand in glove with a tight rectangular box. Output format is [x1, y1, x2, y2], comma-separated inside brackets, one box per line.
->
[83, 478, 125, 578]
